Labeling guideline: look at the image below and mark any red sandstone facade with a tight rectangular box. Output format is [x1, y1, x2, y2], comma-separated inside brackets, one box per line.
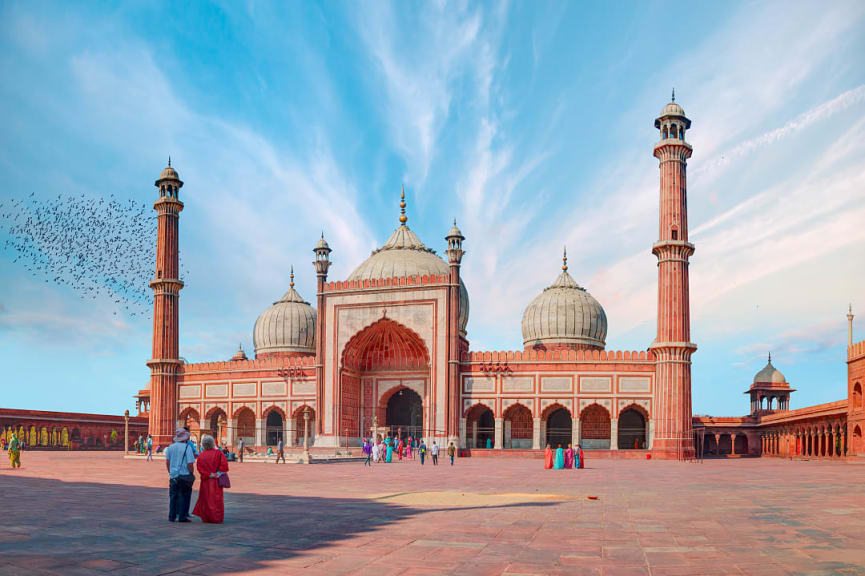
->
[0, 409, 147, 450]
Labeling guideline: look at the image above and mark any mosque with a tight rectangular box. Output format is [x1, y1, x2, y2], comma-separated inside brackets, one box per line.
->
[138, 97, 865, 461]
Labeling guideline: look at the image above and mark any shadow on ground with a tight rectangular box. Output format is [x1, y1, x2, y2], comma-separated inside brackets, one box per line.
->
[0, 475, 557, 575]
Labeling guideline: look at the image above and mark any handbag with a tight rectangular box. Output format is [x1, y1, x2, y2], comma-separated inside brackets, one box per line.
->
[217, 472, 231, 488]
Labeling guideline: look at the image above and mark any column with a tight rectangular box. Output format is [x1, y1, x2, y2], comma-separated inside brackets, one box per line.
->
[286, 417, 296, 447]
[471, 421, 478, 448]
[572, 417, 579, 448]
[731, 433, 737, 455]
[647, 419, 654, 449]
[227, 418, 236, 448]
[540, 420, 547, 447]
[842, 428, 847, 457]
[459, 417, 467, 449]
[715, 433, 721, 456]
[494, 417, 503, 450]
[504, 420, 512, 449]
[610, 417, 619, 450]
[255, 418, 265, 446]
[532, 417, 541, 450]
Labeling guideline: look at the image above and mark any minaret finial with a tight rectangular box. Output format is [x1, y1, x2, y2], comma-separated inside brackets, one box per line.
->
[562, 246, 568, 272]
[671, 88, 675, 102]
[399, 186, 407, 225]
[768, 351, 772, 363]
[168, 155, 171, 167]
[290, 265, 295, 288]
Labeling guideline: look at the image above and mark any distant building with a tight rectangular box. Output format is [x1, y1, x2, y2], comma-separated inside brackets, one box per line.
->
[0, 409, 147, 450]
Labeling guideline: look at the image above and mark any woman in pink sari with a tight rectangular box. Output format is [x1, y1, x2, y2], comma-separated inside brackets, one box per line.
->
[193, 435, 229, 523]
[564, 444, 574, 469]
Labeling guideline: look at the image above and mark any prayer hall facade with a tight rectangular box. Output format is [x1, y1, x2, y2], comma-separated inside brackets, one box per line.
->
[138, 96, 864, 461]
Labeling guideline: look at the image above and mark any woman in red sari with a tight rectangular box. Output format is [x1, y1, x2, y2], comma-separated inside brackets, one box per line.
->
[544, 443, 553, 469]
[193, 435, 229, 523]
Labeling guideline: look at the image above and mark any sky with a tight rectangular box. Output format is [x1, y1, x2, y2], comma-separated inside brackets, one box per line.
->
[1, 1, 864, 417]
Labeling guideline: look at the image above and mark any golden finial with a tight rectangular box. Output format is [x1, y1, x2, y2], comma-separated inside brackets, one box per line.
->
[290, 265, 295, 288]
[562, 246, 568, 271]
[399, 186, 407, 225]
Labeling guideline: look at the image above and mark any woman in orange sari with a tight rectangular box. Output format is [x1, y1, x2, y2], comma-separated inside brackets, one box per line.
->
[544, 443, 553, 469]
[193, 435, 229, 523]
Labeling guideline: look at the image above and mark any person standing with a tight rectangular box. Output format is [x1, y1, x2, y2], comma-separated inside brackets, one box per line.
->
[363, 438, 372, 467]
[145, 435, 154, 462]
[544, 444, 554, 469]
[431, 441, 439, 466]
[237, 437, 244, 464]
[164, 428, 196, 522]
[385, 436, 394, 463]
[447, 442, 456, 465]
[407, 436, 413, 460]
[372, 440, 381, 463]
[554, 444, 565, 469]
[138, 435, 144, 454]
[275, 438, 286, 464]
[193, 435, 229, 524]
[418, 439, 426, 465]
[486, 437, 492, 449]
[575, 443, 584, 470]
[564, 444, 574, 469]
[8, 433, 20, 469]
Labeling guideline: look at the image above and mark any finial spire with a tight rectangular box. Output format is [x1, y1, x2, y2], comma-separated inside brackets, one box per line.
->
[168, 156, 171, 167]
[399, 186, 407, 225]
[562, 246, 568, 272]
[290, 265, 295, 288]
[768, 351, 772, 363]
[671, 88, 675, 102]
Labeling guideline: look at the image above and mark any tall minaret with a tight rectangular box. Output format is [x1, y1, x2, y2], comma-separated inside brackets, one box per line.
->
[147, 160, 184, 445]
[312, 231, 331, 436]
[445, 218, 464, 446]
[650, 93, 697, 460]
[848, 304, 855, 348]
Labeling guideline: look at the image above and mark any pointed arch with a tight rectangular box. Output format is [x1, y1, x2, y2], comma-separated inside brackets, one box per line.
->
[341, 318, 429, 372]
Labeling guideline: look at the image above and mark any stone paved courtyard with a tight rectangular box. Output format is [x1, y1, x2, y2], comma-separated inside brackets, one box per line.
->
[1, 452, 864, 576]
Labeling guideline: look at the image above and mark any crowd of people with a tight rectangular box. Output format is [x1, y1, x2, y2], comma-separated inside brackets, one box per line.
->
[360, 435, 456, 466]
[544, 443, 584, 469]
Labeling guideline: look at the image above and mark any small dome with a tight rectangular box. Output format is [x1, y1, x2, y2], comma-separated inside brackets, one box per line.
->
[314, 233, 331, 252]
[231, 344, 248, 362]
[660, 101, 686, 117]
[253, 272, 316, 357]
[753, 355, 786, 384]
[521, 254, 607, 350]
[447, 220, 464, 239]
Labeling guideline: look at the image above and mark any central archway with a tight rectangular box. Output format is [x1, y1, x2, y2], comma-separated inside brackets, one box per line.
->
[386, 388, 423, 441]
[341, 318, 430, 445]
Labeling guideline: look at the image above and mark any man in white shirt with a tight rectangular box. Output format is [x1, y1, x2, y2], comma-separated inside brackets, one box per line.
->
[164, 428, 196, 522]
[431, 441, 440, 466]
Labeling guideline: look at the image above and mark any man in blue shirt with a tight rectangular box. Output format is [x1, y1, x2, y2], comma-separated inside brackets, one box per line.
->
[164, 428, 196, 522]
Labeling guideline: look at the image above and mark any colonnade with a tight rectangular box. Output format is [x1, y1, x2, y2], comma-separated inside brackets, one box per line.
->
[761, 421, 846, 458]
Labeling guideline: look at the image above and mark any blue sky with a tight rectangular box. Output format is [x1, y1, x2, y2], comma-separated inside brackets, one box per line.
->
[1, 2, 864, 417]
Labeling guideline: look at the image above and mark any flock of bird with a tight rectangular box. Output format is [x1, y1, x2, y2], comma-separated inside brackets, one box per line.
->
[0, 192, 182, 318]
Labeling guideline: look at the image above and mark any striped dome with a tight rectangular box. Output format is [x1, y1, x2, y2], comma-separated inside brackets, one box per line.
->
[253, 275, 316, 357]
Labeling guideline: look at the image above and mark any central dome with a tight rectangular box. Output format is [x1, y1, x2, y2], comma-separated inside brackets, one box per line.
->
[347, 191, 469, 332]
[521, 251, 607, 351]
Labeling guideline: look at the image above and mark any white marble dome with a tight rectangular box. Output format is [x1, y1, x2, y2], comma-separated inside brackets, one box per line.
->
[753, 357, 786, 384]
[348, 223, 469, 333]
[521, 262, 607, 350]
[253, 274, 316, 357]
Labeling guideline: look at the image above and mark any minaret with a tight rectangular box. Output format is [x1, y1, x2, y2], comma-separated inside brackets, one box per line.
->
[848, 304, 855, 348]
[445, 217, 465, 446]
[313, 232, 331, 436]
[147, 160, 184, 445]
[650, 93, 697, 460]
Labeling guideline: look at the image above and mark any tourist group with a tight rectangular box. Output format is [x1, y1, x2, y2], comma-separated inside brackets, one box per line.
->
[360, 435, 457, 466]
[544, 443, 584, 469]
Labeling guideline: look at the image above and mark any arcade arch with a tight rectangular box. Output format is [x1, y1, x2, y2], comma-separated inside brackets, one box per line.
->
[543, 404, 572, 448]
[617, 405, 648, 450]
[205, 407, 228, 447]
[292, 405, 316, 447]
[503, 403, 532, 449]
[580, 404, 611, 449]
[234, 407, 256, 445]
[466, 404, 494, 448]
[264, 407, 285, 446]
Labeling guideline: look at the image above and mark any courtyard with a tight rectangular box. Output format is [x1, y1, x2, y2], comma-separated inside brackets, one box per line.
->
[1, 453, 864, 576]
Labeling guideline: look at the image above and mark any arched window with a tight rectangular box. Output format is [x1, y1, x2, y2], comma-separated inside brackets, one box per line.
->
[679, 126, 685, 140]
[853, 382, 863, 410]
[671, 124, 678, 139]
[663, 126, 668, 139]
